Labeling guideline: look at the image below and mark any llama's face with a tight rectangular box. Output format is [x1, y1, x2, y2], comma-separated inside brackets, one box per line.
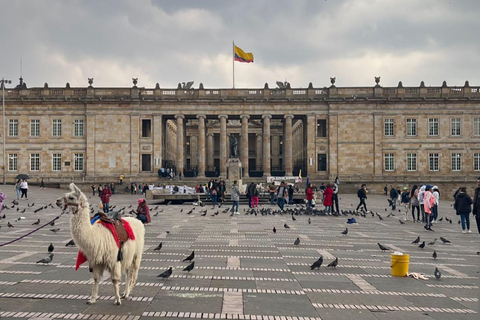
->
[56, 183, 86, 213]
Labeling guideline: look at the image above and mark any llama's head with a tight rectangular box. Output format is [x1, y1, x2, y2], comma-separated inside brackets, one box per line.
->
[56, 183, 88, 214]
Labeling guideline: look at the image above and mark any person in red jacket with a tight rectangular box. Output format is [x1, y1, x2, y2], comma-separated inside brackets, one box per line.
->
[323, 183, 333, 215]
[100, 184, 112, 214]
[306, 183, 314, 214]
[136, 198, 151, 224]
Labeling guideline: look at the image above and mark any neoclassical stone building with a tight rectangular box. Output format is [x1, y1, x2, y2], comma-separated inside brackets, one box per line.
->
[1, 79, 480, 187]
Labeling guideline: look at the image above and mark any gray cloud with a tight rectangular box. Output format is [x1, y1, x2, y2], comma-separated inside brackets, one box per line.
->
[0, 0, 479, 89]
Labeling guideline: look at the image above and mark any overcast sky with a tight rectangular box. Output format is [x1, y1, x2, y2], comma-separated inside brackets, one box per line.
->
[1, 0, 479, 89]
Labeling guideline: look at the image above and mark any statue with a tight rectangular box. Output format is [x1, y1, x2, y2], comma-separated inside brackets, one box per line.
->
[229, 134, 238, 158]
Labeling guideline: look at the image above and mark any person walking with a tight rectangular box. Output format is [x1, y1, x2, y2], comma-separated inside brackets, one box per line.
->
[268, 182, 277, 205]
[454, 187, 472, 233]
[288, 184, 294, 205]
[306, 183, 314, 214]
[356, 184, 368, 212]
[410, 185, 420, 222]
[100, 185, 112, 214]
[323, 183, 333, 215]
[247, 182, 256, 208]
[251, 184, 259, 208]
[230, 181, 241, 215]
[472, 177, 480, 235]
[432, 186, 439, 223]
[332, 181, 339, 215]
[401, 187, 410, 221]
[423, 185, 435, 231]
[20, 179, 28, 200]
[384, 185, 388, 196]
[210, 184, 218, 208]
[276, 181, 287, 212]
[389, 186, 398, 210]
[14, 179, 21, 200]
[136, 198, 151, 224]
[418, 185, 426, 223]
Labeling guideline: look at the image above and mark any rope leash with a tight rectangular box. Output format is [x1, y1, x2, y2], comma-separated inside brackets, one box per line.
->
[0, 211, 67, 247]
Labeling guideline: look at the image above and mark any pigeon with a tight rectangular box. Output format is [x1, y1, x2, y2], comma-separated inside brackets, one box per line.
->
[48, 243, 54, 253]
[32, 219, 40, 225]
[294, 237, 300, 246]
[411, 236, 420, 244]
[310, 256, 324, 270]
[49, 221, 55, 226]
[273, 227, 276, 233]
[341, 228, 348, 235]
[153, 242, 163, 251]
[428, 238, 437, 246]
[292, 215, 296, 221]
[65, 239, 75, 247]
[327, 257, 338, 268]
[377, 243, 389, 251]
[434, 267, 441, 279]
[308, 218, 311, 224]
[157, 267, 173, 279]
[418, 241, 425, 249]
[7, 222, 14, 228]
[166, 231, 170, 235]
[37, 254, 54, 264]
[183, 251, 195, 262]
[183, 261, 195, 272]
[399, 220, 405, 224]
[50, 228, 60, 233]
[433, 251, 437, 259]
[440, 237, 451, 244]
[284, 223, 290, 229]
[438, 217, 443, 222]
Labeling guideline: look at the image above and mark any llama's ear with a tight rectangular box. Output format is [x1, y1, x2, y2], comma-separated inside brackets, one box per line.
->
[70, 183, 81, 195]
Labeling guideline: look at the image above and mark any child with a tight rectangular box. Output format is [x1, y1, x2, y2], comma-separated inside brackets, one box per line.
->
[401, 187, 410, 221]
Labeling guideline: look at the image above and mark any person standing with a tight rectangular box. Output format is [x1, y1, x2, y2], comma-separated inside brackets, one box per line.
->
[384, 185, 388, 196]
[136, 198, 151, 224]
[119, 174, 124, 185]
[389, 186, 398, 210]
[20, 179, 28, 200]
[230, 181, 241, 215]
[454, 187, 472, 233]
[323, 183, 333, 215]
[356, 184, 368, 212]
[306, 183, 314, 214]
[417, 185, 426, 223]
[0, 190, 5, 216]
[14, 179, 21, 200]
[472, 177, 480, 234]
[247, 182, 255, 208]
[410, 185, 420, 222]
[276, 181, 287, 212]
[210, 183, 218, 207]
[251, 184, 259, 208]
[268, 182, 277, 205]
[332, 181, 339, 214]
[288, 184, 294, 205]
[100, 185, 112, 214]
[432, 186, 439, 223]
[423, 185, 435, 231]
[401, 187, 410, 221]
[40, 177, 45, 189]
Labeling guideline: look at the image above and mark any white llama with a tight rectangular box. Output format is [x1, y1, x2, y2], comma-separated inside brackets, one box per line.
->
[56, 183, 145, 305]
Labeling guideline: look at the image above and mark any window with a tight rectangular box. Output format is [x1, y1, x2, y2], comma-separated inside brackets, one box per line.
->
[451, 118, 461, 136]
[474, 153, 480, 171]
[428, 118, 439, 136]
[142, 119, 151, 138]
[8, 119, 18, 137]
[74, 153, 84, 171]
[474, 118, 480, 136]
[451, 153, 461, 171]
[406, 153, 417, 171]
[429, 153, 439, 171]
[406, 119, 417, 136]
[8, 154, 17, 171]
[384, 153, 395, 171]
[317, 119, 327, 137]
[384, 119, 394, 137]
[30, 119, 40, 137]
[53, 119, 62, 137]
[74, 119, 84, 137]
[52, 153, 62, 171]
[30, 153, 40, 171]
[317, 153, 327, 171]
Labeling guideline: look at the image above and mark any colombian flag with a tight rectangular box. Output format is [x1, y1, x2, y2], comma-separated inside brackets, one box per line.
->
[234, 45, 254, 63]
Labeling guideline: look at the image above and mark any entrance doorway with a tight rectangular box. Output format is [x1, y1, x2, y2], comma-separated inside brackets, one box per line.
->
[142, 154, 152, 172]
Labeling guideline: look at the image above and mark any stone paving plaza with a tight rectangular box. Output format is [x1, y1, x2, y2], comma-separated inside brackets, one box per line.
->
[0, 185, 478, 320]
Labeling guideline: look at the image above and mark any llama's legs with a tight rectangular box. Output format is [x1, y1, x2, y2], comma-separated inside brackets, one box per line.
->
[88, 265, 105, 305]
[111, 265, 122, 305]
[122, 269, 133, 299]
[124, 255, 141, 299]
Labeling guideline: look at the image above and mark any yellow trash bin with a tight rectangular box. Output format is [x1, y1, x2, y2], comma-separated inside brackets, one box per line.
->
[391, 253, 409, 277]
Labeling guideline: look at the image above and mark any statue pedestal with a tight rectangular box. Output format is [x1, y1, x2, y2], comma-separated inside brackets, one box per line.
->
[227, 158, 242, 190]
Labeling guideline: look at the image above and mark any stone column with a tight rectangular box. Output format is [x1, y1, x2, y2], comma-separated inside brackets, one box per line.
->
[175, 114, 185, 176]
[207, 133, 214, 171]
[256, 133, 262, 171]
[219, 115, 228, 177]
[153, 114, 163, 172]
[196, 114, 206, 177]
[240, 115, 249, 176]
[86, 113, 96, 177]
[262, 114, 272, 176]
[272, 135, 280, 169]
[306, 114, 316, 175]
[130, 113, 140, 175]
[284, 114, 294, 176]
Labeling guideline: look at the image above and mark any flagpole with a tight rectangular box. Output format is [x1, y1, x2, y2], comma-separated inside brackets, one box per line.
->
[232, 41, 235, 89]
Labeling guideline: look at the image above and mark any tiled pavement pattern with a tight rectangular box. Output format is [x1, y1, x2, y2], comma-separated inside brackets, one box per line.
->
[0, 186, 478, 320]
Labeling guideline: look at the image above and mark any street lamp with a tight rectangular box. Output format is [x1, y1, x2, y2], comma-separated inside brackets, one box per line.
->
[1, 78, 12, 185]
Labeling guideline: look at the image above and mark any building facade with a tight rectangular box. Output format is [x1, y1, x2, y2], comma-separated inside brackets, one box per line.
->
[1, 80, 480, 186]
